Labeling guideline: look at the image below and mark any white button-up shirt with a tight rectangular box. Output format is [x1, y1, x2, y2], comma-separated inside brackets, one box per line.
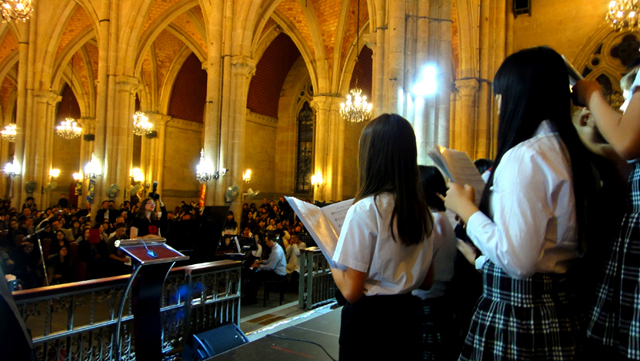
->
[467, 121, 579, 278]
[333, 192, 433, 296]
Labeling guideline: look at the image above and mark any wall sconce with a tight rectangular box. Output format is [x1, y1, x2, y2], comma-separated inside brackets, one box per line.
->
[243, 169, 251, 183]
[130, 167, 144, 183]
[49, 169, 60, 178]
[3, 160, 20, 177]
[84, 154, 101, 179]
[195, 148, 215, 183]
[72, 172, 83, 181]
[311, 172, 324, 188]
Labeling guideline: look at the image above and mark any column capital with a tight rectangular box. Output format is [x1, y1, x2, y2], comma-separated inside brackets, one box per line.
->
[362, 33, 376, 50]
[231, 56, 257, 78]
[33, 90, 62, 105]
[455, 79, 479, 97]
[146, 112, 171, 126]
[115, 75, 139, 94]
[310, 95, 342, 112]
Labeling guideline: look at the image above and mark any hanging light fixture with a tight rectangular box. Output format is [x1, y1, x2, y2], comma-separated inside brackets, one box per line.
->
[133, 111, 153, 136]
[196, 148, 215, 183]
[56, 118, 82, 139]
[56, 54, 82, 139]
[1, 0, 33, 22]
[607, 0, 640, 32]
[340, 0, 373, 123]
[1, 123, 16, 142]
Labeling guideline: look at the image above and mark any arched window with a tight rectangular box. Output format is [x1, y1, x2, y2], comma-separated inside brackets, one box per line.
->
[295, 101, 314, 193]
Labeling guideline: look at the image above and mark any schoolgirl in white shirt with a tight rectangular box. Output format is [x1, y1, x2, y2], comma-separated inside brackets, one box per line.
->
[330, 113, 434, 361]
[445, 46, 597, 360]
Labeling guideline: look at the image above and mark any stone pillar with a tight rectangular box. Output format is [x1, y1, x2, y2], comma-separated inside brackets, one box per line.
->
[310, 96, 327, 202]
[144, 113, 170, 196]
[386, 0, 405, 114]
[78, 117, 96, 208]
[30, 91, 61, 207]
[90, 0, 111, 221]
[105, 76, 138, 205]
[454, 79, 479, 155]
[224, 56, 255, 217]
[325, 97, 344, 202]
[13, 22, 29, 204]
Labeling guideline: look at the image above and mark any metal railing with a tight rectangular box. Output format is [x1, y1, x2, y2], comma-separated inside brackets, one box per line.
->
[12, 260, 242, 361]
[298, 247, 336, 310]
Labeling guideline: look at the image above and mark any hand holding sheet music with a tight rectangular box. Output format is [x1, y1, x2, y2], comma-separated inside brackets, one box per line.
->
[427, 145, 485, 206]
[286, 196, 353, 270]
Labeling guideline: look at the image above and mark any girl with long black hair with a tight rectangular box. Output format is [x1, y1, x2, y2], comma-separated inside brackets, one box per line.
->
[330, 113, 434, 361]
[445, 46, 597, 360]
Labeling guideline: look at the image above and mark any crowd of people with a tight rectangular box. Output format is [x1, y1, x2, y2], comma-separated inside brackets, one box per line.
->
[5, 45, 640, 361]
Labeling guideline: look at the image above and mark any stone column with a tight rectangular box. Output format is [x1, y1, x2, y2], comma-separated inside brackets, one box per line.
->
[454, 79, 479, 155]
[30, 91, 61, 206]
[13, 21, 29, 204]
[224, 56, 255, 217]
[105, 76, 138, 205]
[310, 95, 331, 201]
[325, 97, 345, 202]
[42, 92, 62, 207]
[386, 0, 405, 114]
[78, 117, 96, 208]
[145, 113, 170, 196]
[90, 0, 110, 221]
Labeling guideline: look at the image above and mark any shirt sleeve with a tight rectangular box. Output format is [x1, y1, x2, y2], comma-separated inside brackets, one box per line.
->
[260, 247, 278, 271]
[332, 201, 377, 273]
[466, 142, 571, 278]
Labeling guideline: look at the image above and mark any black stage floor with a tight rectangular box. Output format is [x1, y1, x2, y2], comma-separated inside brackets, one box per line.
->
[211, 307, 340, 360]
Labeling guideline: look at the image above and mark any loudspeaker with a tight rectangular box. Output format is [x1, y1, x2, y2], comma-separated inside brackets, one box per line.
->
[83, 134, 95, 141]
[145, 130, 158, 139]
[182, 322, 248, 360]
[513, 0, 531, 17]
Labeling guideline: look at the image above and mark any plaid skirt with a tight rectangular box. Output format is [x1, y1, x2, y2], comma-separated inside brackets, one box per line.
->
[418, 296, 458, 361]
[587, 162, 640, 359]
[459, 261, 581, 361]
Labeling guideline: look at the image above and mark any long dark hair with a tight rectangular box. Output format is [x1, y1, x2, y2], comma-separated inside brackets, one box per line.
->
[481, 46, 596, 250]
[355, 113, 433, 245]
[418, 166, 447, 212]
[135, 197, 158, 220]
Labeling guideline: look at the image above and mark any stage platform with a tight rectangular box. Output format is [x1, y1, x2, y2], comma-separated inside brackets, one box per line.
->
[211, 305, 341, 360]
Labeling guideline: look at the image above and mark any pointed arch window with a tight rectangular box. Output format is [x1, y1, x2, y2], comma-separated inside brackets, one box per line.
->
[295, 101, 314, 193]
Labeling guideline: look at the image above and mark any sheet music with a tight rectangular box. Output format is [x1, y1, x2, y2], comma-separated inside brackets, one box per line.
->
[321, 200, 353, 235]
[428, 145, 485, 206]
[286, 197, 352, 270]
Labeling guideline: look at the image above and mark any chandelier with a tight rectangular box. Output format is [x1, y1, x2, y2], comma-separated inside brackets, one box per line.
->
[1, 123, 16, 142]
[56, 118, 82, 139]
[133, 111, 153, 136]
[607, 0, 640, 31]
[196, 148, 215, 183]
[340, 88, 373, 123]
[340, 0, 372, 123]
[1, 0, 33, 22]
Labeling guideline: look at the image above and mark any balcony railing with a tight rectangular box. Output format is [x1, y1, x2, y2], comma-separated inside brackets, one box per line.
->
[12, 260, 242, 361]
[298, 247, 336, 310]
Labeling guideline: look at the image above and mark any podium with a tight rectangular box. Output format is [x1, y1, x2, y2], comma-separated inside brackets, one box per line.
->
[115, 239, 189, 360]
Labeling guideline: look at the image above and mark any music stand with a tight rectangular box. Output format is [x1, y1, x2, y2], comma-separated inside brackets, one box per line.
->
[113, 239, 188, 360]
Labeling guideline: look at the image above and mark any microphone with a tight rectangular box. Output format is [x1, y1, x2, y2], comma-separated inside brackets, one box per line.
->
[23, 227, 47, 240]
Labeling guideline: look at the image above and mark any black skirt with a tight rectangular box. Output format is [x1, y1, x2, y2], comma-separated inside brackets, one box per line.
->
[459, 261, 581, 361]
[340, 292, 421, 360]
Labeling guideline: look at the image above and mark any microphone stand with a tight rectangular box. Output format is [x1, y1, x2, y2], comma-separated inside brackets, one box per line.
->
[26, 231, 49, 286]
